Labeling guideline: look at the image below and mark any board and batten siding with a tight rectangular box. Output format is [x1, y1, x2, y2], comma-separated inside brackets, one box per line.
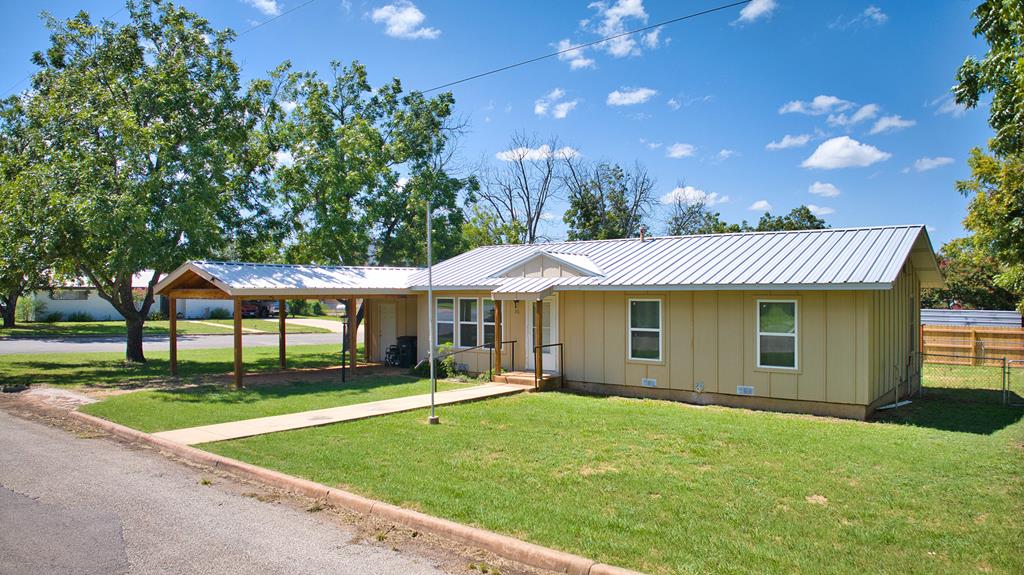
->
[364, 296, 418, 362]
[869, 261, 921, 404]
[415, 291, 518, 374]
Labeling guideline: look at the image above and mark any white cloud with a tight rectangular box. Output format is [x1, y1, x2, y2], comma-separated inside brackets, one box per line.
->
[666, 97, 681, 110]
[371, 1, 440, 40]
[808, 181, 841, 197]
[907, 156, 954, 173]
[666, 143, 696, 158]
[534, 88, 578, 120]
[870, 114, 916, 134]
[607, 87, 657, 106]
[830, 5, 888, 29]
[716, 149, 738, 161]
[274, 150, 295, 168]
[639, 138, 662, 149]
[641, 27, 661, 49]
[734, 0, 777, 24]
[552, 100, 578, 119]
[495, 144, 579, 162]
[827, 103, 879, 127]
[661, 186, 730, 206]
[589, 0, 649, 57]
[863, 5, 888, 24]
[801, 136, 891, 169]
[279, 100, 297, 114]
[929, 94, 967, 118]
[554, 39, 596, 70]
[749, 200, 773, 211]
[244, 0, 281, 16]
[779, 95, 853, 116]
[766, 133, 812, 150]
[807, 204, 835, 216]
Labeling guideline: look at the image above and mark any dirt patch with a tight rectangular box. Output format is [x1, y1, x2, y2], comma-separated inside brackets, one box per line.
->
[805, 494, 829, 506]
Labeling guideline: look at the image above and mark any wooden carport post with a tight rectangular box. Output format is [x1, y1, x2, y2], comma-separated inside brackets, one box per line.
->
[534, 299, 543, 389]
[169, 296, 177, 376]
[348, 298, 358, 374]
[233, 298, 243, 389]
[494, 300, 503, 375]
[278, 298, 286, 369]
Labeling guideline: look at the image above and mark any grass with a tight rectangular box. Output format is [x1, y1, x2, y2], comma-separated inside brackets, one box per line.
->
[204, 393, 1024, 575]
[0, 344, 362, 388]
[0, 318, 331, 339]
[80, 375, 467, 432]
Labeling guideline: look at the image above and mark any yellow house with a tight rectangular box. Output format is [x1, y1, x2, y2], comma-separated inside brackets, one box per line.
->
[157, 225, 942, 420]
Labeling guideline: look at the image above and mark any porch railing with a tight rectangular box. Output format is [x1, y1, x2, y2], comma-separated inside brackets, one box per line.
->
[533, 342, 564, 389]
[436, 339, 518, 378]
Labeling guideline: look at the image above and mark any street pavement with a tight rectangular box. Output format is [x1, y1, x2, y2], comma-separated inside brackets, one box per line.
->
[0, 409, 449, 575]
[0, 332, 342, 355]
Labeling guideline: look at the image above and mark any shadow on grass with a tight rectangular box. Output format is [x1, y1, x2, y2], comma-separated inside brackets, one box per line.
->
[147, 374, 421, 406]
[872, 388, 1023, 435]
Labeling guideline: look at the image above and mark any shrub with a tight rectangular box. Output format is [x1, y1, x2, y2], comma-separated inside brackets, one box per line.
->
[15, 297, 43, 322]
[288, 299, 310, 316]
[148, 311, 167, 321]
[42, 311, 63, 323]
[311, 301, 324, 316]
[411, 343, 460, 378]
[208, 307, 232, 320]
[65, 311, 95, 322]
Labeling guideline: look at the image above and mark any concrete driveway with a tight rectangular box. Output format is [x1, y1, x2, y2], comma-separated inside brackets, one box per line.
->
[0, 409, 453, 575]
[0, 333, 342, 355]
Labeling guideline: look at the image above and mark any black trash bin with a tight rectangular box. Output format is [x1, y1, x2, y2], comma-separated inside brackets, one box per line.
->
[396, 336, 417, 368]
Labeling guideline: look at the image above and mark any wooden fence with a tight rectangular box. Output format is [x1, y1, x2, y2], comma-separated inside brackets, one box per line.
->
[922, 325, 1024, 364]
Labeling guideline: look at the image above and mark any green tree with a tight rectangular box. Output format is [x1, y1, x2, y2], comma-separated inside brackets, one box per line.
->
[461, 203, 525, 249]
[664, 199, 744, 235]
[921, 237, 1020, 310]
[272, 61, 470, 266]
[22, 0, 275, 361]
[754, 206, 828, 231]
[954, 0, 1024, 157]
[563, 161, 656, 240]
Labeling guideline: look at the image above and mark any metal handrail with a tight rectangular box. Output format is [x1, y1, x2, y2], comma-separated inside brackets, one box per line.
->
[485, 339, 517, 376]
[533, 342, 564, 389]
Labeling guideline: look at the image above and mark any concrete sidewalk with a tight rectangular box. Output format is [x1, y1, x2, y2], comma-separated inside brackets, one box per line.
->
[153, 383, 527, 445]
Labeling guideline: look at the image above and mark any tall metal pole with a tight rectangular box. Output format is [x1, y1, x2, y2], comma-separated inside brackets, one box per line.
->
[427, 199, 439, 424]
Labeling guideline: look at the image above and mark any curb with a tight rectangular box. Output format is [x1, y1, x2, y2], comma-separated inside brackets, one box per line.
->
[67, 411, 646, 575]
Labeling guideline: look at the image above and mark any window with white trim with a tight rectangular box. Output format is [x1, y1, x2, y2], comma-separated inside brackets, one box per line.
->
[628, 299, 661, 361]
[435, 298, 454, 346]
[50, 289, 88, 301]
[458, 298, 478, 347]
[482, 299, 496, 346]
[757, 300, 798, 369]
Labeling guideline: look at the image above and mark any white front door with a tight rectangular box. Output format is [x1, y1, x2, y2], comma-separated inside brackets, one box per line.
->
[525, 296, 558, 372]
[378, 303, 397, 362]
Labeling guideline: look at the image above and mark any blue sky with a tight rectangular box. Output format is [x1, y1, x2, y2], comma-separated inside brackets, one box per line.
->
[0, 1, 993, 246]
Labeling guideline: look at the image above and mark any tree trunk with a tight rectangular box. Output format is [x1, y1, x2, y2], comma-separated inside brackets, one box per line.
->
[1, 293, 16, 328]
[125, 316, 146, 363]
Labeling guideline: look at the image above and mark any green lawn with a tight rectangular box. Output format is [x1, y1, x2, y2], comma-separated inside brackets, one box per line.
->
[204, 393, 1024, 575]
[0, 318, 331, 338]
[80, 375, 466, 432]
[0, 344, 362, 388]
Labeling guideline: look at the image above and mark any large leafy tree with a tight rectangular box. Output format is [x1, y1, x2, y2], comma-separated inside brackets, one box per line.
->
[754, 206, 828, 231]
[272, 61, 470, 266]
[563, 161, 656, 240]
[921, 237, 1019, 310]
[665, 199, 743, 235]
[22, 0, 275, 361]
[954, 1, 1024, 310]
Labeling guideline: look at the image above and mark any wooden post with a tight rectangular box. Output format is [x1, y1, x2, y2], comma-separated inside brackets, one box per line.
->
[348, 298, 358, 373]
[233, 298, 243, 389]
[169, 297, 177, 376]
[534, 299, 543, 389]
[278, 298, 286, 370]
[494, 300, 503, 375]
[970, 328, 978, 365]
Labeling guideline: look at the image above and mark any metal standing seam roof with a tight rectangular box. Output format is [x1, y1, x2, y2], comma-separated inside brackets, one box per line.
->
[406, 225, 943, 291]
[154, 260, 420, 296]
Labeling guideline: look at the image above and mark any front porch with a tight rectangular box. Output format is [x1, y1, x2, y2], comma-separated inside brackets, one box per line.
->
[491, 370, 563, 390]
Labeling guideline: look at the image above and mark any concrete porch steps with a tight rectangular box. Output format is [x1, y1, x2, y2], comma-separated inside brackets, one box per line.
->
[491, 370, 562, 390]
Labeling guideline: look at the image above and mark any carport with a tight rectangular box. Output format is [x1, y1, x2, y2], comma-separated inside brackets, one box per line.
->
[154, 261, 419, 388]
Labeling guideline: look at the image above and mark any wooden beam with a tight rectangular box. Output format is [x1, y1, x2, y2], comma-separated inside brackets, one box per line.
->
[494, 300, 503, 375]
[165, 288, 230, 300]
[279, 298, 286, 370]
[169, 297, 177, 376]
[534, 300, 543, 389]
[348, 298, 358, 373]
[233, 298, 243, 389]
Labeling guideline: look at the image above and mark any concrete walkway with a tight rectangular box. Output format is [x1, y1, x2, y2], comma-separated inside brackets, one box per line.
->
[153, 383, 527, 445]
[287, 317, 346, 333]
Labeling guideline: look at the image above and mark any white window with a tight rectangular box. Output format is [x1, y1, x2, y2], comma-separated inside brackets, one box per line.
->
[628, 299, 661, 361]
[482, 299, 496, 346]
[757, 300, 798, 369]
[435, 298, 454, 346]
[458, 298, 478, 347]
[50, 289, 88, 301]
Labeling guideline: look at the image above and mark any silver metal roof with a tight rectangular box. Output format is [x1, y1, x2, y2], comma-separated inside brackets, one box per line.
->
[155, 261, 419, 297]
[921, 309, 1022, 327]
[407, 225, 943, 291]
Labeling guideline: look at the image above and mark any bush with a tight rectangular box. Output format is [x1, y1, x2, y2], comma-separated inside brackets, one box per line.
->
[148, 311, 167, 321]
[208, 307, 232, 320]
[65, 311, 95, 322]
[42, 311, 63, 323]
[288, 299, 310, 316]
[15, 297, 43, 323]
[311, 301, 324, 316]
[411, 343, 460, 378]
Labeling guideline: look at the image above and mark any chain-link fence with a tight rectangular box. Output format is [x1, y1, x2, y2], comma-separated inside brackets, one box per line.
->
[916, 352, 1012, 405]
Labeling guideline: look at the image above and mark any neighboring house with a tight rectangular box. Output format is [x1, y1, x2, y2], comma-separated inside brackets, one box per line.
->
[156, 225, 942, 420]
[33, 271, 234, 321]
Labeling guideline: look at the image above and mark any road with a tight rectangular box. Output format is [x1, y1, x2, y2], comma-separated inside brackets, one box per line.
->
[0, 408, 450, 575]
[0, 332, 343, 355]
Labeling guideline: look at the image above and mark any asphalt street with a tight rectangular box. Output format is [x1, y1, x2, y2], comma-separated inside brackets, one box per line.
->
[0, 409, 449, 575]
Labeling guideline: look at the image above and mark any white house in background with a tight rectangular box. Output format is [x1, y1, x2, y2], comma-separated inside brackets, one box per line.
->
[32, 271, 234, 321]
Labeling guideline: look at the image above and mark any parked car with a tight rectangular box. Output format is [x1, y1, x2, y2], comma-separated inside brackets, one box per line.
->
[241, 301, 274, 318]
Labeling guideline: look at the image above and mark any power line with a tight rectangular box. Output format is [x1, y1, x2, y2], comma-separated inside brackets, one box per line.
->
[420, 0, 752, 94]
[239, 0, 319, 37]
